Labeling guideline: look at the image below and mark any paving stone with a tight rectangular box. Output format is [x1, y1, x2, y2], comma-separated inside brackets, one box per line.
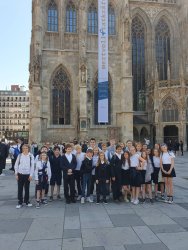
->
[125, 243, 169, 250]
[177, 203, 188, 210]
[149, 224, 186, 233]
[62, 238, 83, 250]
[64, 216, 80, 229]
[65, 206, 79, 216]
[19, 239, 62, 250]
[105, 208, 135, 215]
[0, 218, 33, 234]
[141, 214, 176, 226]
[83, 247, 105, 250]
[158, 204, 188, 218]
[63, 229, 81, 239]
[109, 214, 145, 227]
[132, 226, 160, 244]
[105, 246, 125, 250]
[82, 227, 141, 247]
[157, 232, 188, 250]
[25, 217, 64, 240]
[0, 233, 26, 250]
[173, 217, 188, 229]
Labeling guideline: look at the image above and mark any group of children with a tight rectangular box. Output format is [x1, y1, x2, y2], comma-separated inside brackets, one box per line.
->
[14, 138, 176, 208]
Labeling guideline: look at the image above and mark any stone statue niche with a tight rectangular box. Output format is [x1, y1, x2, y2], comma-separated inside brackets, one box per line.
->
[80, 64, 87, 86]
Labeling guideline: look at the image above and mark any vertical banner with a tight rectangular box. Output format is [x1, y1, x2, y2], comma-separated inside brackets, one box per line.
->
[98, 0, 108, 123]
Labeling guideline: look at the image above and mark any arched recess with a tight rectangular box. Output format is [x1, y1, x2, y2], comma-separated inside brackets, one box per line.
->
[133, 127, 139, 142]
[93, 73, 112, 125]
[47, 0, 58, 32]
[162, 96, 178, 122]
[51, 65, 71, 125]
[140, 127, 149, 142]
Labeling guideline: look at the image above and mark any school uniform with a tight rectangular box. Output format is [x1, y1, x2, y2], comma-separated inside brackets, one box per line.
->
[161, 152, 176, 177]
[35, 160, 51, 191]
[130, 154, 141, 187]
[14, 153, 34, 205]
[145, 156, 154, 184]
[110, 153, 122, 200]
[49, 155, 62, 186]
[90, 155, 99, 195]
[74, 152, 85, 196]
[61, 153, 77, 202]
[121, 159, 130, 186]
[80, 157, 93, 198]
[95, 162, 110, 202]
[141, 161, 147, 184]
[152, 156, 160, 184]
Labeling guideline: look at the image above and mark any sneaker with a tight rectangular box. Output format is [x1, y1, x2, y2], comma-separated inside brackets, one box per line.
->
[133, 199, 139, 205]
[96, 200, 100, 204]
[124, 197, 129, 203]
[103, 199, 108, 204]
[0, 173, 5, 177]
[165, 197, 170, 203]
[87, 197, 93, 203]
[77, 195, 81, 201]
[41, 199, 48, 205]
[141, 198, 146, 203]
[26, 202, 33, 207]
[131, 199, 135, 203]
[81, 197, 85, 204]
[155, 195, 159, 201]
[36, 202, 40, 209]
[49, 196, 53, 202]
[16, 204, 23, 209]
[57, 195, 61, 200]
[168, 197, 173, 204]
[160, 195, 165, 201]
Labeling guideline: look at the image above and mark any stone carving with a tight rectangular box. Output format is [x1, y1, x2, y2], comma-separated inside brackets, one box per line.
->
[143, 7, 161, 21]
[32, 54, 41, 83]
[80, 64, 87, 85]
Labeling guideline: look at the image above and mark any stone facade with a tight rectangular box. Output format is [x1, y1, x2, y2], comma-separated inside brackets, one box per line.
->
[29, 0, 188, 149]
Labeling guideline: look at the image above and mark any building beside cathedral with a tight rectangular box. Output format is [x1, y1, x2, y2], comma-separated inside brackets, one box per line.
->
[29, 0, 188, 149]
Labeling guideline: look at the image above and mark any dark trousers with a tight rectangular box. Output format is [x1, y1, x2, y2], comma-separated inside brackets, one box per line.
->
[96, 181, 107, 200]
[90, 175, 95, 195]
[74, 170, 82, 195]
[111, 175, 122, 200]
[82, 173, 91, 197]
[17, 174, 30, 205]
[11, 158, 16, 171]
[0, 159, 6, 174]
[63, 175, 75, 200]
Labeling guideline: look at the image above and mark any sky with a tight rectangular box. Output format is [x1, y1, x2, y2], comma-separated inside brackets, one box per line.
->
[0, 0, 32, 90]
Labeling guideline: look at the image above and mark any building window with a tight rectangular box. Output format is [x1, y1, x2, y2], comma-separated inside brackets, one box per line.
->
[52, 67, 71, 125]
[66, 2, 77, 33]
[88, 4, 98, 34]
[108, 5, 115, 35]
[162, 97, 178, 122]
[48, 0, 58, 32]
[155, 18, 170, 81]
[94, 74, 111, 125]
[132, 16, 145, 111]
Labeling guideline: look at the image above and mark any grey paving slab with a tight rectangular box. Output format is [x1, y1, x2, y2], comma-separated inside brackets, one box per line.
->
[63, 229, 81, 239]
[0, 233, 26, 250]
[141, 214, 177, 226]
[19, 239, 62, 250]
[109, 214, 145, 227]
[105, 246, 125, 250]
[177, 203, 188, 210]
[149, 224, 186, 233]
[172, 217, 188, 229]
[157, 232, 188, 250]
[64, 216, 80, 229]
[133, 207, 163, 217]
[0, 218, 33, 234]
[25, 217, 64, 240]
[82, 227, 141, 247]
[132, 226, 160, 244]
[62, 238, 83, 250]
[158, 204, 188, 218]
[65, 205, 79, 216]
[125, 243, 169, 250]
[105, 208, 135, 215]
[84, 247, 105, 250]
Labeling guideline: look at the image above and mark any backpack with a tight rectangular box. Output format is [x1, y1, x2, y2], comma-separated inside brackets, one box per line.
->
[13, 146, 20, 159]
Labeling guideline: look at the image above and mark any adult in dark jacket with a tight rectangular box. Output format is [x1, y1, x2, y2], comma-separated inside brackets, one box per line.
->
[110, 144, 123, 201]
[61, 144, 77, 203]
[0, 139, 9, 176]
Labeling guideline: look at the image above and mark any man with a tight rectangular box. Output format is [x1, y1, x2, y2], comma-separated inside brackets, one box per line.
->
[0, 139, 9, 176]
[107, 139, 116, 160]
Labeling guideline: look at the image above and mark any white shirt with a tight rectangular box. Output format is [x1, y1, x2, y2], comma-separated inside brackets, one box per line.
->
[142, 160, 147, 170]
[115, 152, 122, 160]
[122, 160, 129, 170]
[14, 153, 34, 177]
[153, 156, 160, 168]
[35, 160, 51, 181]
[161, 152, 174, 164]
[65, 153, 73, 163]
[130, 154, 139, 168]
[76, 152, 85, 171]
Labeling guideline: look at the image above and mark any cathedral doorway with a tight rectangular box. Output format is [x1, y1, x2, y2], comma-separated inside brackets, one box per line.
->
[163, 125, 178, 143]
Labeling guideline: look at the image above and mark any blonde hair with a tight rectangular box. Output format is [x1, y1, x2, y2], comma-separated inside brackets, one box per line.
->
[75, 144, 81, 150]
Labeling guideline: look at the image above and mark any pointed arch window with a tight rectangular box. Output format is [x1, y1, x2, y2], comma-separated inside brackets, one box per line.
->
[108, 5, 116, 35]
[48, 1, 58, 32]
[88, 4, 98, 34]
[155, 19, 171, 81]
[52, 68, 71, 125]
[162, 97, 178, 122]
[132, 16, 145, 111]
[94, 75, 111, 125]
[66, 2, 77, 33]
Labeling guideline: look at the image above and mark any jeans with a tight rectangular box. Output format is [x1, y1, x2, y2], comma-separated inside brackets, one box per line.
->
[74, 170, 82, 196]
[82, 173, 92, 197]
[17, 174, 30, 204]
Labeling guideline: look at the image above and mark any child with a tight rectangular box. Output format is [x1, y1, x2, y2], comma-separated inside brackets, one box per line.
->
[160, 143, 176, 204]
[129, 146, 145, 205]
[110, 145, 123, 202]
[136, 142, 142, 156]
[90, 146, 99, 202]
[145, 149, 154, 204]
[80, 148, 94, 204]
[140, 151, 147, 203]
[95, 152, 110, 204]
[75, 144, 85, 201]
[121, 151, 131, 202]
[152, 149, 161, 200]
[35, 152, 51, 208]
[62, 144, 77, 204]
[49, 146, 62, 201]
